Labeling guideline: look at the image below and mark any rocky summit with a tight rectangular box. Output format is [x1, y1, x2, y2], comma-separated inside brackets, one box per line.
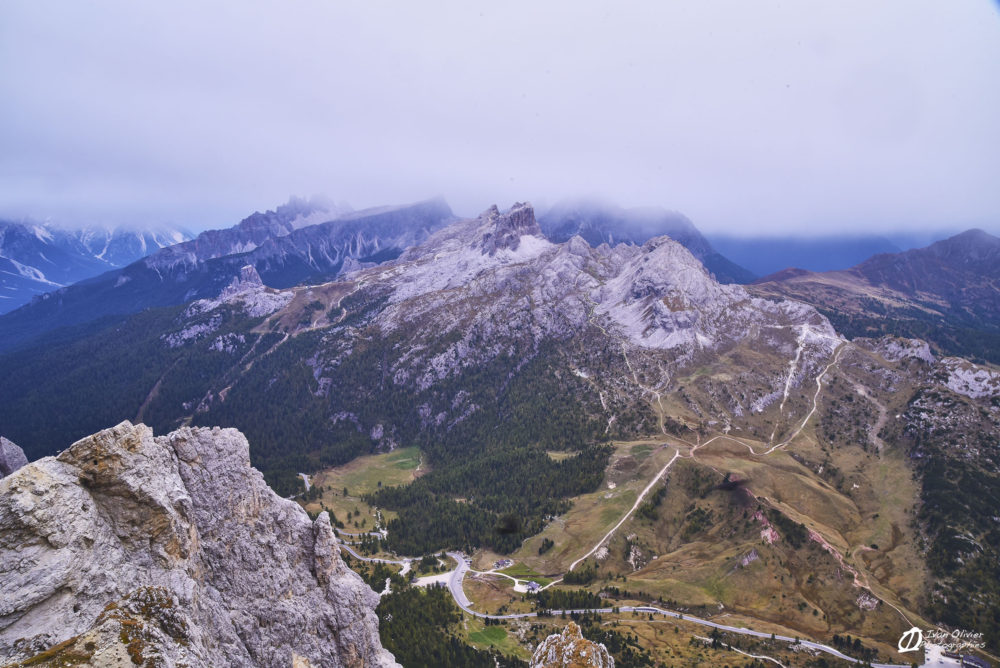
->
[530, 622, 614, 668]
[0, 421, 398, 668]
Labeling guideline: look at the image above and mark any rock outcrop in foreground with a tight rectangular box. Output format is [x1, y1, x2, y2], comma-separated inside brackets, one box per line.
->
[0, 421, 398, 667]
[530, 622, 614, 668]
[0, 436, 27, 478]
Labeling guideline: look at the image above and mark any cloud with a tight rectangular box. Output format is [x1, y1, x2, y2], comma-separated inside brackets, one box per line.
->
[1, 0, 998, 235]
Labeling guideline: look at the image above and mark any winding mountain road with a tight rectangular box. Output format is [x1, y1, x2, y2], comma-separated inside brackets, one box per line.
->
[340, 542, 907, 667]
[567, 448, 680, 573]
[340, 543, 411, 576]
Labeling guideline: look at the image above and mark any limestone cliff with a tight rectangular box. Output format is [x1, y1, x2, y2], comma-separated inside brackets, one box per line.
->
[0, 421, 398, 667]
[530, 622, 614, 668]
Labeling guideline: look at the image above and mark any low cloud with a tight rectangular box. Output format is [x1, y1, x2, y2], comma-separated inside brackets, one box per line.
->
[1, 1, 998, 235]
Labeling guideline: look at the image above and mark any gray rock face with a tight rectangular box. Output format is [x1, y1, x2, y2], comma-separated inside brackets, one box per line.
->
[480, 202, 540, 255]
[364, 202, 837, 389]
[279, 202, 843, 442]
[0, 421, 398, 667]
[223, 263, 266, 294]
[147, 196, 351, 272]
[538, 198, 755, 284]
[530, 622, 614, 667]
[0, 437, 27, 477]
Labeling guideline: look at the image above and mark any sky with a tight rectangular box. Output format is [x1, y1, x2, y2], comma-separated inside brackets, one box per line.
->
[1, 1, 999, 236]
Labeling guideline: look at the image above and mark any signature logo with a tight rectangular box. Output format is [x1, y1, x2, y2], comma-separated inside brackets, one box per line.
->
[897, 626, 986, 655]
[898, 627, 923, 653]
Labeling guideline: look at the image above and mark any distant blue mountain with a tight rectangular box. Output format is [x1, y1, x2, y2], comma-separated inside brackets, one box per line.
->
[751, 228, 1000, 363]
[0, 221, 192, 314]
[707, 234, 907, 276]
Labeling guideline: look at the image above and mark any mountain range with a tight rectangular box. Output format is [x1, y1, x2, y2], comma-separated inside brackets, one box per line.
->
[0, 220, 192, 314]
[0, 202, 840, 473]
[0, 197, 997, 663]
[0, 197, 455, 353]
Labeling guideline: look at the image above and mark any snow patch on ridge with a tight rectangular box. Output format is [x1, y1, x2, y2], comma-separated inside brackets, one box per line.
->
[2, 257, 61, 286]
[31, 225, 54, 243]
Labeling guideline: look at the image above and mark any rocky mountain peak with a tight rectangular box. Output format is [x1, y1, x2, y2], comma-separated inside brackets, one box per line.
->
[235, 195, 350, 239]
[0, 421, 398, 667]
[536, 198, 755, 284]
[330, 197, 837, 380]
[219, 264, 265, 298]
[530, 622, 614, 667]
[480, 201, 542, 255]
[172, 263, 295, 319]
[601, 234, 738, 309]
[0, 436, 27, 478]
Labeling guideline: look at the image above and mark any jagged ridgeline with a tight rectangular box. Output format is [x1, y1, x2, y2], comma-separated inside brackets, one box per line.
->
[0, 218, 193, 315]
[0, 197, 456, 353]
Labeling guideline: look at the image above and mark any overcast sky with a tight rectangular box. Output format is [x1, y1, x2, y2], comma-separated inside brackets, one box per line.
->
[1, 1, 998, 235]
